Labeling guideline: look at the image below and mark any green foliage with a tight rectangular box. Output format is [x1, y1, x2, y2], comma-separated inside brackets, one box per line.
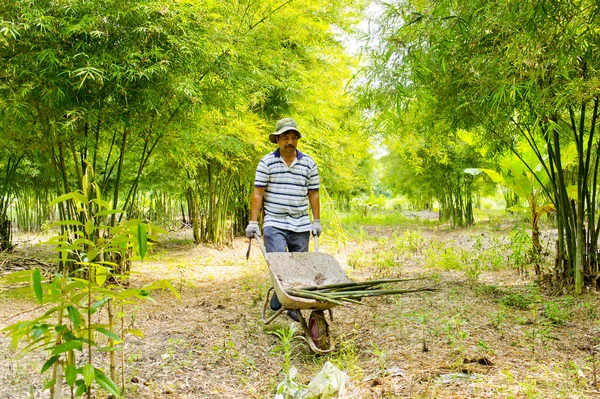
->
[361, 0, 600, 291]
[542, 300, 571, 326]
[393, 230, 426, 255]
[1, 179, 178, 397]
[268, 323, 306, 398]
[499, 291, 536, 310]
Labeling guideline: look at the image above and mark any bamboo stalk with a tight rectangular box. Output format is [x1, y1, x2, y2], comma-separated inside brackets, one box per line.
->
[326, 288, 438, 298]
[298, 277, 425, 292]
[286, 289, 350, 307]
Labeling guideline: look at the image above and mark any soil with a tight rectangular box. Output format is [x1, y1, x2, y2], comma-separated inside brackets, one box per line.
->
[1, 220, 600, 399]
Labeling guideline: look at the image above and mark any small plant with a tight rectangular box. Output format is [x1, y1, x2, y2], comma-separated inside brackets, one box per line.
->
[510, 225, 531, 274]
[424, 240, 462, 270]
[394, 230, 426, 254]
[347, 249, 367, 269]
[500, 291, 534, 310]
[330, 329, 363, 379]
[488, 306, 508, 330]
[269, 323, 305, 398]
[542, 300, 570, 325]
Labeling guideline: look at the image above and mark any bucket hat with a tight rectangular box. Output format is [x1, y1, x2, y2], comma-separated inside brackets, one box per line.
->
[269, 118, 302, 143]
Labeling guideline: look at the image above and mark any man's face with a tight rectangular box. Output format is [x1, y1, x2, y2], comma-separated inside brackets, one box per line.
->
[276, 131, 299, 154]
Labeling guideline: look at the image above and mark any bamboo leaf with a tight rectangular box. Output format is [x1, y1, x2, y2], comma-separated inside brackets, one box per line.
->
[67, 306, 82, 329]
[49, 192, 78, 207]
[95, 371, 121, 397]
[40, 355, 60, 374]
[125, 328, 144, 338]
[82, 363, 95, 387]
[95, 327, 121, 342]
[138, 223, 148, 261]
[95, 265, 107, 287]
[32, 268, 43, 304]
[52, 339, 83, 355]
[65, 364, 77, 387]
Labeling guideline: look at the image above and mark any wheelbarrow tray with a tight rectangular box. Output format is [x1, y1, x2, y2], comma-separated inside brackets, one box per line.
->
[266, 251, 352, 310]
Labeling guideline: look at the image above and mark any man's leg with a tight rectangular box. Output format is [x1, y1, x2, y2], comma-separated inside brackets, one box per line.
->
[263, 226, 288, 253]
[287, 231, 310, 252]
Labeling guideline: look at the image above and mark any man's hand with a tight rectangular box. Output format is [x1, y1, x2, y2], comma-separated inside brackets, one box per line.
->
[311, 219, 322, 237]
[245, 221, 261, 238]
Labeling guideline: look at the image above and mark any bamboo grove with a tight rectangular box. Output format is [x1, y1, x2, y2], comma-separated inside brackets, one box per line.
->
[0, 0, 373, 250]
[362, 0, 600, 292]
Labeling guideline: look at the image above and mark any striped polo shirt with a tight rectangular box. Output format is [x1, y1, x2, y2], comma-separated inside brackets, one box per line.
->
[254, 149, 320, 232]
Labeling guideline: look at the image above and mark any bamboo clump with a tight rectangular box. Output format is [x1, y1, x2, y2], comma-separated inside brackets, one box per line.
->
[285, 277, 437, 307]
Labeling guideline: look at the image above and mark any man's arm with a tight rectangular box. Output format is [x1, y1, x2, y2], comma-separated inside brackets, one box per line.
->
[250, 187, 266, 222]
[308, 190, 320, 220]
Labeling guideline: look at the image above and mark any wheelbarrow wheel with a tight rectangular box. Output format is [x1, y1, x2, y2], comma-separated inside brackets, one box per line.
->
[308, 310, 329, 350]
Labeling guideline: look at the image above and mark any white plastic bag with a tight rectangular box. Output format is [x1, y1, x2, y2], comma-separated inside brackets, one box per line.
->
[306, 361, 350, 398]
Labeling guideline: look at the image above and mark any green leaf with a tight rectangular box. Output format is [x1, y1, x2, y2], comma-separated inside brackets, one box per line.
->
[84, 220, 95, 236]
[82, 363, 95, 387]
[65, 364, 77, 387]
[125, 328, 145, 338]
[33, 268, 43, 304]
[41, 355, 60, 373]
[138, 223, 148, 261]
[67, 306, 82, 329]
[2, 269, 34, 284]
[52, 340, 83, 355]
[95, 327, 121, 342]
[96, 371, 121, 397]
[44, 378, 57, 389]
[95, 209, 123, 216]
[95, 265, 107, 287]
[49, 192, 78, 207]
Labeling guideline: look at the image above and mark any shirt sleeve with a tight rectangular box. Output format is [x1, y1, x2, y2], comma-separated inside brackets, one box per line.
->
[254, 159, 269, 187]
[307, 160, 320, 190]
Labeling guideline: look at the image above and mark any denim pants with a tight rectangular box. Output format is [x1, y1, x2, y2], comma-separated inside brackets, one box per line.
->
[264, 226, 310, 253]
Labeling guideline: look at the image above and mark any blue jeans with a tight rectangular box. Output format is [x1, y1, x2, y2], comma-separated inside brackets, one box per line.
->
[264, 226, 310, 253]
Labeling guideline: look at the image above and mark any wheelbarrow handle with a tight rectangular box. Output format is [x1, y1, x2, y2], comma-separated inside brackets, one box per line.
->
[253, 232, 269, 259]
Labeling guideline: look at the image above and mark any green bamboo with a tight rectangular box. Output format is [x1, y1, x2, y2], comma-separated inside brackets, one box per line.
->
[325, 288, 438, 298]
[286, 289, 350, 307]
[298, 277, 424, 292]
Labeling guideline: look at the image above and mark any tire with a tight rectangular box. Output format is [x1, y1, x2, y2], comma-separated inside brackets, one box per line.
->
[308, 310, 329, 350]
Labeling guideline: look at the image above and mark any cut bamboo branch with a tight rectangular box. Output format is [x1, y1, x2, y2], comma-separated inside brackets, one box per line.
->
[298, 277, 425, 292]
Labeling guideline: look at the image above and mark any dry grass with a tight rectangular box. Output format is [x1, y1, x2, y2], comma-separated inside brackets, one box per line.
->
[1, 224, 600, 399]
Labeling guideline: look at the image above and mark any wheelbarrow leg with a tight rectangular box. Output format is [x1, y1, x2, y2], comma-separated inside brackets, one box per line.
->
[262, 287, 285, 324]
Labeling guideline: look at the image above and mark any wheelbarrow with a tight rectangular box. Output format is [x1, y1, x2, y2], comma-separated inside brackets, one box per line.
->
[251, 233, 351, 354]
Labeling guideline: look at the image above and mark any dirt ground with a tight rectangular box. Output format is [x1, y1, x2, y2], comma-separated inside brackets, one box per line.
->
[1, 221, 600, 399]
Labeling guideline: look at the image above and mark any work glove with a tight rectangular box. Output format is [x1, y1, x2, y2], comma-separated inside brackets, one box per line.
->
[311, 219, 322, 237]
[245, 221, 261, 238]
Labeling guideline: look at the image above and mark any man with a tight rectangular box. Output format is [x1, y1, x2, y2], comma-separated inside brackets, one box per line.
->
[245, 117, 322, 321]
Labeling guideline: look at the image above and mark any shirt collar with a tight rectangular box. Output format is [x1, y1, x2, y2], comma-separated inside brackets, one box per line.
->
[273, 148, 304, 160]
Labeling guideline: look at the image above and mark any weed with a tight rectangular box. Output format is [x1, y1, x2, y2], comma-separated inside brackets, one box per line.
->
[488, 306, 508, 330]
[424, 240, 462, 270]
[331, 329, 363, 379]
[500, 291, 534, 310]
[474, 283, 506, 297]
[510, 225, 531, 273]
[269, 323, 306, 398]
[394, 230, 426, 254]
[542, 300, 570, 325]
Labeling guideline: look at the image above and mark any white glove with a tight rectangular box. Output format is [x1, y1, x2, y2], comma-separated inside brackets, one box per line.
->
[311, 219, 322, 237]
[245, 221, 260, 238]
